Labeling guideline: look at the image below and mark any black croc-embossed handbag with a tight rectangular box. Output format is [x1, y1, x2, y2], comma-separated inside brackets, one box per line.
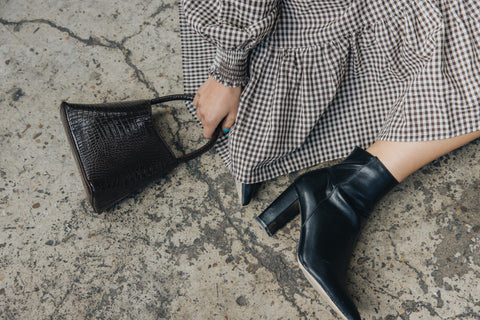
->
[60, 94, 219, 212]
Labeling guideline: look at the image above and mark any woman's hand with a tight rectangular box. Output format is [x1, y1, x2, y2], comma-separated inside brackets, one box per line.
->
[194, 77, 241, 138]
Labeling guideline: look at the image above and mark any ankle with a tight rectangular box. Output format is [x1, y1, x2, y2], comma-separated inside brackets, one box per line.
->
[366, 144, 407, 182]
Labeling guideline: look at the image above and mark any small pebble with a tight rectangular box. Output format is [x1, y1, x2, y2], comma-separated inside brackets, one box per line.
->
[236, 296, 248, 306]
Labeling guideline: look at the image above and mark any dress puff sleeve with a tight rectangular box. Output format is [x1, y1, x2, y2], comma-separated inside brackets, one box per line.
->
[182, 0, 280, 87]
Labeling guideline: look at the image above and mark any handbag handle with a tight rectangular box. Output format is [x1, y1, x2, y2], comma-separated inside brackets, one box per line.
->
[150, 94, 221, 164]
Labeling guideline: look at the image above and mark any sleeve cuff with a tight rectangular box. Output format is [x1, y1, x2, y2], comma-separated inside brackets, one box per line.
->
[209, 49, 249, 88]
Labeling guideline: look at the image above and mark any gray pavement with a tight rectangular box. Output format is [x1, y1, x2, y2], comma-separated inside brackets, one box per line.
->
[1, 1, 480, 319]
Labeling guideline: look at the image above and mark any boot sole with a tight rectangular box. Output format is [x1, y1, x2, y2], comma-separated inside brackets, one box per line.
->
[297, 256, 349, 320]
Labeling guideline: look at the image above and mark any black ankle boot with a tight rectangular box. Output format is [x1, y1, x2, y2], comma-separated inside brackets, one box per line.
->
[241, 182, 262, 206]
[256, 147, 398, 319]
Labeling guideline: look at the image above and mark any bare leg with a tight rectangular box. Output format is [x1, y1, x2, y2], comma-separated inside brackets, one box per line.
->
[367, 131, 480, 182]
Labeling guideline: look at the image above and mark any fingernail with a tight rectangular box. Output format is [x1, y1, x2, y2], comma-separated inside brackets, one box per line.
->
[223, 128, 230, 134]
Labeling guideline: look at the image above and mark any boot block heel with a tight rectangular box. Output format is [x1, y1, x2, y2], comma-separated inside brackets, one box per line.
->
[256, 184, 299, 236]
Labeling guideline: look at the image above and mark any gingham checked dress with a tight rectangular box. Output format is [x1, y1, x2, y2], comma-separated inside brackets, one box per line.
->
[178, 0, 480, 184]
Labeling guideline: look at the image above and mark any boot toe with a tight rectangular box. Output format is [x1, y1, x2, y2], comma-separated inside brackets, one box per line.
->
[298, 257, 361, 320]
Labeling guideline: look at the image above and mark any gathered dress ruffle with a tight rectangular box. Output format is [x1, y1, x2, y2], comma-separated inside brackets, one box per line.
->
[179, 0, 480, 183]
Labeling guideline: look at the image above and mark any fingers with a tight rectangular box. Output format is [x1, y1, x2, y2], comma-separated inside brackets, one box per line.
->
[201, 113, 235, 138]
[194, 94, 216, 138]
[223, 112, 236, 131]
[202, 114, 220, 139]
[193, 91, 202, 121]
[194, 91, 218, 138]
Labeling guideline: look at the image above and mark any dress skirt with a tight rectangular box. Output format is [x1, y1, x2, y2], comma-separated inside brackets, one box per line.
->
[178, 0, 480, 184]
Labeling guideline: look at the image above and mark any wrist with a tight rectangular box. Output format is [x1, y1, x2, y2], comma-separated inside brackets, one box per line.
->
[210, 49, 249, 88]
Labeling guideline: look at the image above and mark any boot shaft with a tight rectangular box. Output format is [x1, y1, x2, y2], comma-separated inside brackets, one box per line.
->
[295, 147, 398, 222]
[334, 147, 398, 217]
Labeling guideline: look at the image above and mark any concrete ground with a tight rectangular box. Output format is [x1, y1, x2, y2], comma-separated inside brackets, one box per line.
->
[1, 1, 480, 319]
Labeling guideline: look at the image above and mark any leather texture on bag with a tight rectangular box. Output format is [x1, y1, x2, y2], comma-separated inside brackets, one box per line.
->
[60, 95, 218, 212]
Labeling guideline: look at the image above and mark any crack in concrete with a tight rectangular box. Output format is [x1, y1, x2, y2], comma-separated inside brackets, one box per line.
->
[185, 162, 310, 319]
[403, 260, 429, 294]
[355, 271, 400, 300]
[102, 37, 159, 97]
[453, 311, 480, 319]
[0, 17, 159, 97]
[49, 281, 75, 320]
[388, 234, 429, 295]
[149, 1, 175, 19]
[0, 17, 115, 48]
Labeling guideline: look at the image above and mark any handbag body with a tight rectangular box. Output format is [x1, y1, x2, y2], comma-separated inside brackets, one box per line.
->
[60, 94, 219, 212]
